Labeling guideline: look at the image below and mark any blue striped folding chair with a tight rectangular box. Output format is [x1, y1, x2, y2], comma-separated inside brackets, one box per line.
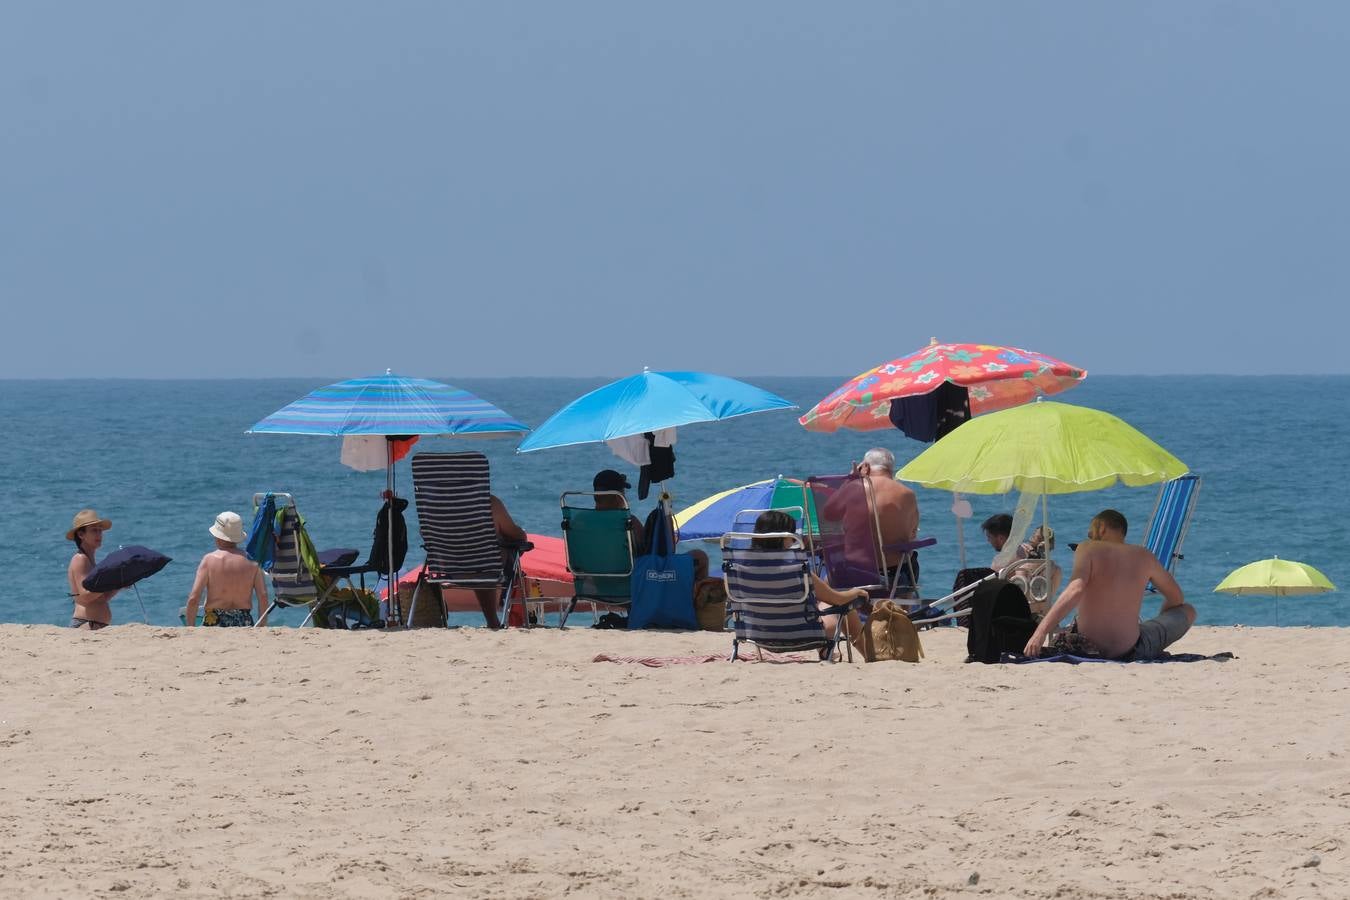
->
[1143, 474, 1202, 590]
[720, 532, 865, 663]
[405, 452, 530, 627]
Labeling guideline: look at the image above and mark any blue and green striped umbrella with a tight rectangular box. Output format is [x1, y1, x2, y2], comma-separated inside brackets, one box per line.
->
[248, 372, 529, 437]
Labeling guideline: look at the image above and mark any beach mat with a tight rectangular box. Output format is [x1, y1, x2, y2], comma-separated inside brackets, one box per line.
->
[593, 651, 819, 667]
[1006, 651, 1236, 665]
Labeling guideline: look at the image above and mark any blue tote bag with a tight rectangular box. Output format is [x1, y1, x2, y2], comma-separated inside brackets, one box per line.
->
[628, 510, 697, 630]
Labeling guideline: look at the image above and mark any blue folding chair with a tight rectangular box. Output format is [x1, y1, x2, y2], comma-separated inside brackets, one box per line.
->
[1143, 474, 1201, 590]
[721, 532, 866, 663]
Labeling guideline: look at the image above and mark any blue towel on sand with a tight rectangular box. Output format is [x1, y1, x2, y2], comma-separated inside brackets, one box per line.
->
[1006, 651, 1235, 665]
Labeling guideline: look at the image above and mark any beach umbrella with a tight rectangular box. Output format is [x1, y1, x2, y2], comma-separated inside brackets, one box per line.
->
[673, 476, 816, 540]
[517, 370, 795, 503]
[1214, 557, 1336, 624]
[517, 370, 796, 453]
[896, 400, 1186, 496]
[248, 372, 530, 621]
[799, 339, 1087, 438]
[897, 399, 1186, 575]
[82, 544, 172, 623]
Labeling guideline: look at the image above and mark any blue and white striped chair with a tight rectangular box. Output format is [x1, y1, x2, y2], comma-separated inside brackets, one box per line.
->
[720, 532, 865, 663]
[1144, 474, 1202, 590]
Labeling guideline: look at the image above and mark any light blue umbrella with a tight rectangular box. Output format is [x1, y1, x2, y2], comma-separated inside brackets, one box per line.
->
[248, 372, 529, 620]
[517, 370, 796, 453]
[248, 372, 529, 437]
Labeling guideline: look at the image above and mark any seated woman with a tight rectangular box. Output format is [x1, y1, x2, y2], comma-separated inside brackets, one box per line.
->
[752, 510, 870, 652]
[67, 509, 120, 630]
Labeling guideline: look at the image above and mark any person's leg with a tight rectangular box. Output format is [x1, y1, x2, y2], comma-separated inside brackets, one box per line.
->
[686, 549, 709, 582]
[473, 588, 503, 629]
[1132, 604, 1195, 660]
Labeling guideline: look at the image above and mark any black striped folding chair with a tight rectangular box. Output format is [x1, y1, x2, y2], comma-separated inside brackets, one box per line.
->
[405, 452, 528, 627]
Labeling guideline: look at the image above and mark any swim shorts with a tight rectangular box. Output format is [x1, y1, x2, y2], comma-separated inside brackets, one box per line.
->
[1131, 606, 1192, 660]
[203, 608, 255, 627]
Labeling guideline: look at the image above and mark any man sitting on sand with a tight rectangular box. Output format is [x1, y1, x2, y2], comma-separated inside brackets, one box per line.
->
[822, 448, 921, 593]
[185, 512, 270, 627]
[1023, 509, 1195, 660]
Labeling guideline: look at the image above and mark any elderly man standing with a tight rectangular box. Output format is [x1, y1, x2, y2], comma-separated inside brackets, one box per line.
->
[185, 512, 270, 627]
[1023, 509, 1195, 660]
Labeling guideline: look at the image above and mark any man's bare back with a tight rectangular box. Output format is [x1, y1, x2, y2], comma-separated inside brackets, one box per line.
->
[185, 547, 268, 624]
[868, 475, 919, 563]
[1025, 510, 1193, 660]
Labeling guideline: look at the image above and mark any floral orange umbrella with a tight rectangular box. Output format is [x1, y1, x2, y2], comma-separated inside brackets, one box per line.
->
[799, 339, 1087, 438]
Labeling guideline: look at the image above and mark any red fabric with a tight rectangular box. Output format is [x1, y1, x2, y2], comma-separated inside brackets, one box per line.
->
[385, 533, 573, 600]
[389, 436, 419, 463]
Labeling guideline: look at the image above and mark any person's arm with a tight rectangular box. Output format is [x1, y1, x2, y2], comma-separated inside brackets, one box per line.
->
[490, 496, 528, 543]
[68, 555, 117, 605]
[253, 565, 269, 626]
[1148, 559, 1185, 613]
[810, 572, 868, 609]
[184, 558, 208, 627]
[1023, 546, 1092, 657]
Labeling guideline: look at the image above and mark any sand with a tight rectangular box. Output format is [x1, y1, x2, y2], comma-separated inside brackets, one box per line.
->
[0, 623, 1345, 899]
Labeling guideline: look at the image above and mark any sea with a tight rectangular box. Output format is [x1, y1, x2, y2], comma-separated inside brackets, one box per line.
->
[4, 375, 1345, 628]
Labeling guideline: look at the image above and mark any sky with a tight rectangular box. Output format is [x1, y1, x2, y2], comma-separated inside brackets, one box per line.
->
[3, 1, 1348, 378]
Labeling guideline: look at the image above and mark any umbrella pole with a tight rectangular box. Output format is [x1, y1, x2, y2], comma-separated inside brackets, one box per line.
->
[954, 491, 967, 570]
[386, 437, 399, 627]
[131, 582, 149, 624]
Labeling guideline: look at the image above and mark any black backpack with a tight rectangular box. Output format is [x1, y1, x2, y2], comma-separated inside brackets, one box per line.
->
[367, 496, 409, 574]
[965, 578, 1038, 664]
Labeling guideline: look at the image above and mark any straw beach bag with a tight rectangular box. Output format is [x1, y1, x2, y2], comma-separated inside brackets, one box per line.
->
[862, 600, 924, 663]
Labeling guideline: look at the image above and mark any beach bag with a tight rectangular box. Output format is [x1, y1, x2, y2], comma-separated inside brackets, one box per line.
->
[693, 577, 728, 631]
[965, 579, 1037, 664]
[862, 599, 924, 662]
[628, 510, 697, 630]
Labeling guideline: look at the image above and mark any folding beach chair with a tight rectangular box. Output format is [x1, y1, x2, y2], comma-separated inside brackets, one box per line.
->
[404, 452, 531, 628]
[558, 491, 637, 627]
[245, 493, 383, 628]
[1143, 474, 1202, 589]
[721, 531, 866, 662]
[319, 495, 409, 599]
[804, 473, 936, 602]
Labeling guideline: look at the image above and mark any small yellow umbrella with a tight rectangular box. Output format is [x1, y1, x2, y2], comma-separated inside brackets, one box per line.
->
[1214, 557, 1337, 624]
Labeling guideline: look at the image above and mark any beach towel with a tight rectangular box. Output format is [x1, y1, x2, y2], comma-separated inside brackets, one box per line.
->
[592, 651, 818, 667]
[1008, 651, 1236, 665]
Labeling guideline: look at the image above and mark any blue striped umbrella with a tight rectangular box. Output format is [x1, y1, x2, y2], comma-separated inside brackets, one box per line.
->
[247, 372, 528, 624]
[248, 372, 529, 437]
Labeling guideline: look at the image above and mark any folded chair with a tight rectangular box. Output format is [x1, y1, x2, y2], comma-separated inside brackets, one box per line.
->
[559, 491, 636, 627]
[246, 493, 383, 628]
[721, 531, 866, 662]
[1143, 474, 1202, 589]
[405, 452, 531, 627]
[804, 473, 936, 602]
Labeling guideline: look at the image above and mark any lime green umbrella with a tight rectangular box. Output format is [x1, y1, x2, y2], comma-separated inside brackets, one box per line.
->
[896, 400, 1188, 495]
[1214, 557, 1336, 625]
[1213, 558, 1336, 596]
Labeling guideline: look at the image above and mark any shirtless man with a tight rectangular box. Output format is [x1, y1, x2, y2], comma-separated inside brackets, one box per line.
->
[822, 448, 921, 590]
[185, 512, 269, 627]
[1023, 509, 1195, 660]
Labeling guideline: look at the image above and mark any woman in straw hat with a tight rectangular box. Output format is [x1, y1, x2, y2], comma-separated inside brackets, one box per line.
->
[184, 512, 270, 627]
[66, 509, 119, 630]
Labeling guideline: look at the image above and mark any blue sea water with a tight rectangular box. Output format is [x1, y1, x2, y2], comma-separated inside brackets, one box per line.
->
[3, 376, 1345, 628]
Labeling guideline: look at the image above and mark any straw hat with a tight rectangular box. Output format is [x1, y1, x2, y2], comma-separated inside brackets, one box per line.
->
[209, 511, 247, 545]
[66, 509, 112, 541]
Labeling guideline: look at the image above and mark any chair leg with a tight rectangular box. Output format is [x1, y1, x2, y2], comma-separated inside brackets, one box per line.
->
[253, 600, 278, 628]
[560, 598, 577, 629]
[406, 578, 423, 628]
